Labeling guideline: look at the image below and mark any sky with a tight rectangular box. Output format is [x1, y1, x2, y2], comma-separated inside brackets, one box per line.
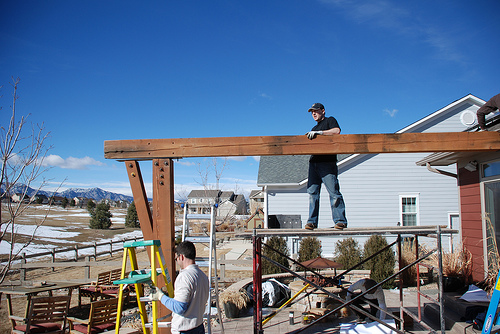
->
[1, 0, 499, 200]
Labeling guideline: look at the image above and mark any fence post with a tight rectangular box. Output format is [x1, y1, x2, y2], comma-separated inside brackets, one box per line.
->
[74, 245, 78, 261]
[85, 256, 90, 280]
[109, 241, 113, 257]
[52, 248, 56, 272]
[94, 242, 97, 260]
[20, 253, 26, 284]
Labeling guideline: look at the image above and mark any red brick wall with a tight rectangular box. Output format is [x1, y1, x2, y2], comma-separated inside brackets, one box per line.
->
[458, 167, 484, 282]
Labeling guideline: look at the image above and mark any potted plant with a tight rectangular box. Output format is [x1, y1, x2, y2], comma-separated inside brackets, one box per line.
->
[429, 244, 472, 292]
[220, 288, 250, 318]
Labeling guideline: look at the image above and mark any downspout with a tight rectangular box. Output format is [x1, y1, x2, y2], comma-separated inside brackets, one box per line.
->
[426, 163, 457, 179]
[263, 186, 268, 228]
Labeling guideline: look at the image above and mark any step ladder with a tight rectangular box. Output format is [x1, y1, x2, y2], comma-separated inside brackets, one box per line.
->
[182, 203, 224, 334]
[113, 239, 174, 334]
[482, 271, 500, 334]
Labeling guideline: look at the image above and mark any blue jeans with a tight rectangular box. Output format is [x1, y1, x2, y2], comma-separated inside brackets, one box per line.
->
[307, 161, 347, 227]
[180, 323, 204, 334]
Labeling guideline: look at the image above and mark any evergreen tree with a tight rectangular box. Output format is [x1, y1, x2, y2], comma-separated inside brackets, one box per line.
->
[89, 202, 113, 229]
[125, 202, 140, 228]
[262, 237, 290, 275]
[61, 197, 68, 208]
[298, 237, 322, 263]
[363, 235, 396, 288]
[333, 237, 363, 270]
[87, 199, 96, 214]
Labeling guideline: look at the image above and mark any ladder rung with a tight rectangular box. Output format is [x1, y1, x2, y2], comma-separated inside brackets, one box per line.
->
[184, 236, 211, 243]
[145, 322, 171, 328]
[114, 274, 151, 285]
[196, 261, 210, 267]
[186, 214, 212, 219]
[123, 239, 161, 248]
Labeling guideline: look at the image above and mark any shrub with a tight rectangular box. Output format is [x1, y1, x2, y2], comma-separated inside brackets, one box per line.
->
[262, 237, 290, 275]
[125, 201, 140, 228]
[334, 238, 362, 270]
[298, 237, 322, 263]
[363, 235, 396, 288]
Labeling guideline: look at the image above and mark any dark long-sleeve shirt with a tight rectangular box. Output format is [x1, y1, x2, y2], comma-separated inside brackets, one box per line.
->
[477, 93, 500, 130]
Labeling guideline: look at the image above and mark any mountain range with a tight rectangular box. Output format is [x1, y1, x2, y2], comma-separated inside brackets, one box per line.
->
[3, 184, 135, 203]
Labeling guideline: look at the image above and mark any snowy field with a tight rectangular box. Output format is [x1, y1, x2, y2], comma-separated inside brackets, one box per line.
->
[0, 204, 144, 260]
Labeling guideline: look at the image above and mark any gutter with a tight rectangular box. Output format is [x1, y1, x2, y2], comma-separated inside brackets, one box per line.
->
[426, 163, 457, 179]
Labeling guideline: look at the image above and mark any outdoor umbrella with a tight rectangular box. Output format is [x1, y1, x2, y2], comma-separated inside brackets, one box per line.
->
[299, 256, 343, 277]
[300, 256, 342, 270]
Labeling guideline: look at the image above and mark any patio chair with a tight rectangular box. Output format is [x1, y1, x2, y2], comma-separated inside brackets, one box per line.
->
[78, 269, 128, 307]
[9, 295, 71, 334]
[67, 298, 118, 334]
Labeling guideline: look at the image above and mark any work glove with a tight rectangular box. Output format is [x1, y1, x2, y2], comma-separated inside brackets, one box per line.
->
[150, 286, 165, 301]
[306, 130, 323, 139]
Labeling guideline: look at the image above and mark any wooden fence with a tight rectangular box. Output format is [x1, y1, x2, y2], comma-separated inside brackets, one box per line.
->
[6, 236, 144, 283]
[6, 238, 254, 284]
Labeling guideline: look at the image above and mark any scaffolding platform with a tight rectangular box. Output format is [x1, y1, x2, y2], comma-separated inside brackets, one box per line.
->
[236, 225, 457, 238]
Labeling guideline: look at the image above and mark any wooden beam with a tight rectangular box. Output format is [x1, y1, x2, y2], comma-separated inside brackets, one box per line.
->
[125, 161, 154, 240]
[105, 132, 500, 160]
[152, 159, 175, 334]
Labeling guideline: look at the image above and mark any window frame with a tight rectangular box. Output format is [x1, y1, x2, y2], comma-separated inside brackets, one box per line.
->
[399, 194, 420, 226]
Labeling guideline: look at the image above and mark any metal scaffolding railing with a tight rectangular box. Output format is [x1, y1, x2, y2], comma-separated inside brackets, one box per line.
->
[237, 225, 456, 334]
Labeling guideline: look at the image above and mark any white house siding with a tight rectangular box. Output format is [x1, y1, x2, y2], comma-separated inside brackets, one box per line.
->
[265, 153, 459, 258]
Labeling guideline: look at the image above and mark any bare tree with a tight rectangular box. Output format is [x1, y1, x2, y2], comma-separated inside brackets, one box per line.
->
[195, 157, 229, 191]
[0, 78, 53, 283]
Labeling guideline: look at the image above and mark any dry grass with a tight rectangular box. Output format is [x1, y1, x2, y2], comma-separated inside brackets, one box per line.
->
[425, 243, 473, 286]
[220, 289, 250, 309]
[480, 215, 500, 294]
[399, 239, 418, 286]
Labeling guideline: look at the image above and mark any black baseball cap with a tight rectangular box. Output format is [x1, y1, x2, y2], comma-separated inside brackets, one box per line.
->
[308, 103, 324, 112]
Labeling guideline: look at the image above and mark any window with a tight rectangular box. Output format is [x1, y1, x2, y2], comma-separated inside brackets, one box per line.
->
[400, 195, 419, 226]
[483, 161, 500, 178]
[191, 198, 196, 204]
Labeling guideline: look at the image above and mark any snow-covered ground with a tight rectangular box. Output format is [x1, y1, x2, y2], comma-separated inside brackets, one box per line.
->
[0, 205, 142, 259]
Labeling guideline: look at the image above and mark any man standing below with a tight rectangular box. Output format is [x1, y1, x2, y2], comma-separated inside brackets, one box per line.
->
[477, 93, 500, 130]
[305, 102, 347, 230]
[151, 241, 209, 334]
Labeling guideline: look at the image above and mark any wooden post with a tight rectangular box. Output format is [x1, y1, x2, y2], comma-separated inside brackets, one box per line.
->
[52, 249, 56, 272]
[20, 253, 26, 284]
[153, 158, 176, 334]
[85, 256, 90, 279]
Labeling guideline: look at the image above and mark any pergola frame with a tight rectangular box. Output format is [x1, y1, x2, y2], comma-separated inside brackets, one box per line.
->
[104, 131, 500, 334]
